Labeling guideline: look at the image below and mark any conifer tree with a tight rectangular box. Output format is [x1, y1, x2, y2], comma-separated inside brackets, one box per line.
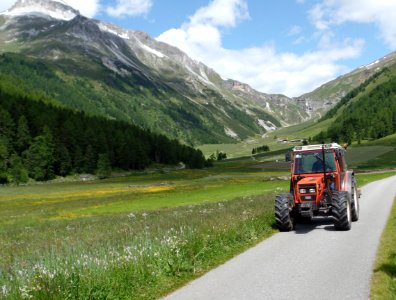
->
[97, 153, 111, 178]
[58, 144, 72, 176]
[9, 154, 28, 185]
[84, 144, 96, 173]
[25, 127, 55, 181]
[0, 136, 10, 183]
[15, 115, 31, 154]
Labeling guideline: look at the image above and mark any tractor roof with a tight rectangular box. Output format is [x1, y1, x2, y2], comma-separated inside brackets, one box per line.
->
[293, 143, 344, 152]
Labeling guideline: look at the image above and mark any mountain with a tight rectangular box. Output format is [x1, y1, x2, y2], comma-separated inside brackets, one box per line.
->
[313, 62, 396, 144]
[297, 52, 396, 116]
[0, 0, 308, 145]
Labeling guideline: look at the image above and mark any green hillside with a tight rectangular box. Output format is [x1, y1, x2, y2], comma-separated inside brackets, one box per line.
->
[315, 65, 396, 144]
[301, 51, 396, 102]
[0, 80, 207, 184]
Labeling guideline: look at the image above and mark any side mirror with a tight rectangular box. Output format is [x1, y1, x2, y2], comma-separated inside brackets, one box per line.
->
[285, 151, 291, 162]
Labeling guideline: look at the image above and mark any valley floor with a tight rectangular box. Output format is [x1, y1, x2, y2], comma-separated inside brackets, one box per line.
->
[1, 149, 395, 299]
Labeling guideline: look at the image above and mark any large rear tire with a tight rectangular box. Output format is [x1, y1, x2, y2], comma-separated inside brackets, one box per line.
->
[275, 193, 295, 231]
[332, 191, 352, 231]
[351, 179, 360, 221]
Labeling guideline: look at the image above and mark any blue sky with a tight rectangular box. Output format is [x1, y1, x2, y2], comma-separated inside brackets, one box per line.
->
[2, 0, 396, 97]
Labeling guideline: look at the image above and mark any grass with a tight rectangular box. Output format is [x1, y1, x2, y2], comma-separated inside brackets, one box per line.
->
[346, 146, 396, 169]
[0, 162, 289, 299]
[0, 168, 288, 225]
[0, 192, 279, 299]
[356, 171, 396, 187]
[371, 196, 396, 299]
[0, 149, 395, 299]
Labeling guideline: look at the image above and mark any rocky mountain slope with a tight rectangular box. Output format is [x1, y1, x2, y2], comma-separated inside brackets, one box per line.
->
[297, 51, 396, 116]
[0, 0, 309, 145]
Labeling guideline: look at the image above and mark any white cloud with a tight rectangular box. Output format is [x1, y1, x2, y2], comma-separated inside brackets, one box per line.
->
[0, 0, 19, 12]
[209, 38, 363, 97]
[157, 0, 364, 97]
[0, 0, 100, 17]
[287, 25, 302, 36]
[309, 0, 396, 48]
[106, 0, 152, 18]
[189, 0, 249, 27]
[62, 0, 100, 17]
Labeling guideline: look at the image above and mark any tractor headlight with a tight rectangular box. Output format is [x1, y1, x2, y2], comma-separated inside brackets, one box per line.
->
[309, 188, 316, 193]
[299, 188, 307, 193]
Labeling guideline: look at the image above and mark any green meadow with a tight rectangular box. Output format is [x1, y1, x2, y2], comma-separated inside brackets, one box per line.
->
[1, 143, 395, 299]
[0, 159, 290, 299]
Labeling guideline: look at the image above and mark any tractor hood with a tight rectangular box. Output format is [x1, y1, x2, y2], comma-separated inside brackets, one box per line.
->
[298, 177, 323, 186]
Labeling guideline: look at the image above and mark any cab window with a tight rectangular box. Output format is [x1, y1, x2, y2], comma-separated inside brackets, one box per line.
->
[293, 151, 336, 174]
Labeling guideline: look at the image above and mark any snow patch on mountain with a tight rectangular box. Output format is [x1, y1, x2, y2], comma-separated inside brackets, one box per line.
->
[97, 22, 129, 40]
[225, 127, 239, 139]
[1, 0, 78, 21]
[139, 43, 166, 58]
[258, 119, 276, 131]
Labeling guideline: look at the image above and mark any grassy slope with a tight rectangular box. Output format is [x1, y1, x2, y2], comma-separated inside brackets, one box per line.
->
[199, 118, 334, 158]
[371, 196, 396, 299]
[200, 123, 396, 172]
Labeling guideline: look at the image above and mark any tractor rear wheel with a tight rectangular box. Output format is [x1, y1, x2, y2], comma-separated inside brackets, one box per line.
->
[351, 179, 360, 221]
[332, 191, 352, 231]
[275, 193, 295, 231]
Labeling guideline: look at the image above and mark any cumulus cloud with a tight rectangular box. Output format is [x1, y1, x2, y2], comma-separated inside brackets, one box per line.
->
[106, 0, 152, 18]
[287, 25, 303, 36]
[189, 0, 249, 27]
[0, 0, 19, 12]
[62, 0, 100, 18]
[309, 0, 396, 48]
[158, 0, 364, 97]
[0, 0, 100, 17]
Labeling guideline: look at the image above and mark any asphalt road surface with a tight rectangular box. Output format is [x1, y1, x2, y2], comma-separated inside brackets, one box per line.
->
[163, 175, 396, 300]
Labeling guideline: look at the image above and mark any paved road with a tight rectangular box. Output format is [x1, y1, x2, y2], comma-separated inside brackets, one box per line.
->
[163, 175, 396, 300]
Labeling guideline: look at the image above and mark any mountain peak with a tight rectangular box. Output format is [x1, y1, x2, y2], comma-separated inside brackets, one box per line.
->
[2, 0, 80, 21]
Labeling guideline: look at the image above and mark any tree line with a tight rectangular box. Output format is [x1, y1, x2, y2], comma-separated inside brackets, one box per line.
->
[0, 87, 207, 184]
[252, 145, 270, 154]
[314, 68, 396, 144]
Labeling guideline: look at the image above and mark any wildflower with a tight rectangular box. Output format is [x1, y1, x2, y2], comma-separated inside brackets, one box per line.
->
[19, 286, 32, 299]
[1, 285, 10, 297]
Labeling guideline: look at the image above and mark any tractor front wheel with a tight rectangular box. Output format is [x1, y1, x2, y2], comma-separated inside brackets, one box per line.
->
[332, 191, 352, 231]
[275, 193, 295, 231]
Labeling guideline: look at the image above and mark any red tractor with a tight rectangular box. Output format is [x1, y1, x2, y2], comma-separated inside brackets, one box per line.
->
[275, 143, 360, 231]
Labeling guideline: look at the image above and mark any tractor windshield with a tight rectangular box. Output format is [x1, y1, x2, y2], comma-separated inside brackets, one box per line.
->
[293, 151, 336, 174]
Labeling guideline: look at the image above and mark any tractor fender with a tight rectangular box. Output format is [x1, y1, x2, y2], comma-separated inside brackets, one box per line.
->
[341, 171, 354, 195]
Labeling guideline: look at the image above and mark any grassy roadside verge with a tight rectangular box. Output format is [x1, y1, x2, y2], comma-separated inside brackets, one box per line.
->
[356, 171, 396, 187]
[370, 196, 396, 299]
